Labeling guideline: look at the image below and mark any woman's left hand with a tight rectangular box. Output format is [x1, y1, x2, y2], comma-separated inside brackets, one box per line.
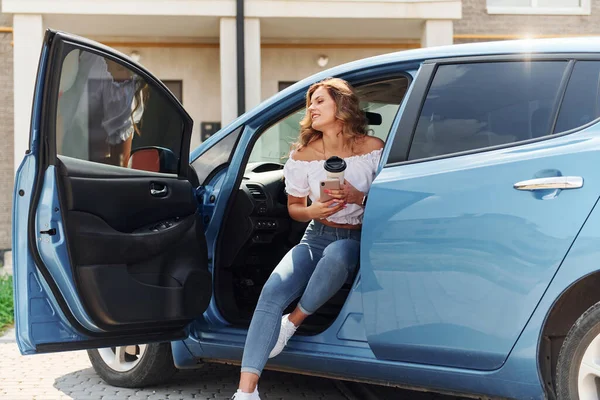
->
[325, 181, 365, 205]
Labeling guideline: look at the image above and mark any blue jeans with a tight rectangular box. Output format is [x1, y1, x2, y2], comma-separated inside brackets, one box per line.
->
[240, 220, 361, 377]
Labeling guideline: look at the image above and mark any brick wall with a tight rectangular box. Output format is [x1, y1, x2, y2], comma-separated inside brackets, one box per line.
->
[455, 0, 600, 42]
[0, 9, 12, 251]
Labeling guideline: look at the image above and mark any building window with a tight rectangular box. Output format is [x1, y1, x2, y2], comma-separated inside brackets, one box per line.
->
[487, 0, 590, 15]
[163, 80, 183, 104]
[278, 81, 296, 92]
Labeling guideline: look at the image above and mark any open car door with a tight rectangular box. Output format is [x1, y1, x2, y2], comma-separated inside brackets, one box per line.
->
[12, 30, 212, 354]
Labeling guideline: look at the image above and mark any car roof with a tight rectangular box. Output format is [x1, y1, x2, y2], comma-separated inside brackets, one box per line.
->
[315, 36, 600, 80]
[363, 36, 600, 65]
[298, 37, 600, 93]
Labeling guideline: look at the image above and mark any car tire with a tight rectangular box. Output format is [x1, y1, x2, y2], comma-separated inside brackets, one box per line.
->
[87, 342, 177, 388]
[556, 301, 600, 399]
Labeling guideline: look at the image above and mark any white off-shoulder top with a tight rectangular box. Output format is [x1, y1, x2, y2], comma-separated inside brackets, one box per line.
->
[283, 148, 383, 225]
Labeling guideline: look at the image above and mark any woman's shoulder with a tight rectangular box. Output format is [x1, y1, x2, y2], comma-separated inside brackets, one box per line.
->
[356, 136, 384, 155]
[289, 142, 323, 162]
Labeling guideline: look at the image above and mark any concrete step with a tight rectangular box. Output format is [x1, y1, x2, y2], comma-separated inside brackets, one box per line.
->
[1, 250, 12, 276]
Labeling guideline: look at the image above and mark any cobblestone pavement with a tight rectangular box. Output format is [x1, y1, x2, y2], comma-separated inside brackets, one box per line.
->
[0, 332, 468, 400]
[0, 341, 350, 400]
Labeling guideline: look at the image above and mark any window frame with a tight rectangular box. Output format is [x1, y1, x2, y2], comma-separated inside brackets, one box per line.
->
[384, 54, 600, 167]
[486, 0, 590, 15]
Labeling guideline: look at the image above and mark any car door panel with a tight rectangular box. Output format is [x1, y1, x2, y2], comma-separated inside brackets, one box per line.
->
[363, 144, 600, 370]
[14, 30, 212, 354]
[59, 162, 197, 233]
[361, 58, 600, 371]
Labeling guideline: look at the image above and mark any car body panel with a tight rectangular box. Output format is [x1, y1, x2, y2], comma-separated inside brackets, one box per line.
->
[11, 40, 88, 354]
[361, 123, 600, 370]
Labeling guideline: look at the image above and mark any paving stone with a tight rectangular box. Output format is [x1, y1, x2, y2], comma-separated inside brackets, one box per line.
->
[0, 342, 470, 399]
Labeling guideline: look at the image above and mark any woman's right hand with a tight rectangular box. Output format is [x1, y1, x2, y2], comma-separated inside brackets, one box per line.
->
[308, 199, 346, 220]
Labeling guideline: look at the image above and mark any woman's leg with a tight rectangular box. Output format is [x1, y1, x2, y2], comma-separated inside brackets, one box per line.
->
[270, 236, 361, 358]
[297, 238, 360, 316]
[238, 242, 319, 392]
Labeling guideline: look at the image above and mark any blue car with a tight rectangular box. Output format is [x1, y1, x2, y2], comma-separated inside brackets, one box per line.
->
[13, 30, 600, 400]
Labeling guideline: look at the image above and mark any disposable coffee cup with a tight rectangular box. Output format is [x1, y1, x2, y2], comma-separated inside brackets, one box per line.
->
[324, 156, 346, 185]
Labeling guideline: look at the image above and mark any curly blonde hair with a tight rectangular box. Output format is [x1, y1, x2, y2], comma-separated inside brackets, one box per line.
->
[294, 77, 368, 152]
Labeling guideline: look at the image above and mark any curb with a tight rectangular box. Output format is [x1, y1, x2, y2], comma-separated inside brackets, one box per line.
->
[0, 327, 15, 343]
[2, 250, 12, 276]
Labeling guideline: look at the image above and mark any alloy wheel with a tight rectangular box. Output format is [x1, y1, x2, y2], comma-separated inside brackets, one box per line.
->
[97, 344, 147, 373]
[579, 333, 600, 399]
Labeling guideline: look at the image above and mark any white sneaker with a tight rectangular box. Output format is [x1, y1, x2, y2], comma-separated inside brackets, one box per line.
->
[269, 314, 298, 358]
[231, 387, 260, 400]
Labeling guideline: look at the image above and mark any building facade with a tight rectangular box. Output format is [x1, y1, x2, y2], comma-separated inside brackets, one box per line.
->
[0, 6, 13, 251]
[0, 0, 461, 251]
[455, 0, 600, 42]
[4, 0, 597, 252]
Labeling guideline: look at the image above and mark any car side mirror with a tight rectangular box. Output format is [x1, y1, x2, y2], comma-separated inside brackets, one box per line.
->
[127, 147, 178, 174]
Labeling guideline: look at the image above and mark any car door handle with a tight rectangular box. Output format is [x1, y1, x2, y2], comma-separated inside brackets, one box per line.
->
[513, 176, 583, 191]
[150, 184, 168, 196]
[151, 187, 167, 195]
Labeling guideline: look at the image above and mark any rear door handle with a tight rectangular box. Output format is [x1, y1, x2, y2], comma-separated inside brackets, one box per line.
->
[514, 176, 583, 191]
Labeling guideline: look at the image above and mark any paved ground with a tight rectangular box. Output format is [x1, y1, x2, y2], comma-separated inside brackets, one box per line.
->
[0, 340, 350, 400]
[0, 327, 467, 400]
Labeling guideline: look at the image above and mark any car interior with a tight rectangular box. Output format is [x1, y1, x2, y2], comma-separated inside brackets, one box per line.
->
[49, 43, 409, 337]
[211, 77, 409, 334]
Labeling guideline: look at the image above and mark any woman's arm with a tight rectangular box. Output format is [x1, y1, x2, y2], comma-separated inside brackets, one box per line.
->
[288, 195, 313, 222]
[288, 194, 346, 222]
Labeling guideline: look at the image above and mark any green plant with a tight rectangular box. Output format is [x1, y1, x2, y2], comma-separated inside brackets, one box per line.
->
[0, 275, 14, 334]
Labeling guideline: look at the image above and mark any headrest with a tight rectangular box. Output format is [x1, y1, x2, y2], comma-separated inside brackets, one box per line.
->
[365, 111, 382, 126]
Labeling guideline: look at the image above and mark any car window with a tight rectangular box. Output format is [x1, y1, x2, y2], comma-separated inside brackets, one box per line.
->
[408, 61, 569, 161]
[56, 49, 184, 174]
[248, 77, 409, 164]
[554, 61, 600, 133]
[191, 126, 242, 184]
[358, 78, 409, 142]
[249, 109, 304, 164]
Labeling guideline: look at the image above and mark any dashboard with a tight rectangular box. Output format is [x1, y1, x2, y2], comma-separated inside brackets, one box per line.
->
[242, 162, 289, 233]
[219, 161, 307, 270]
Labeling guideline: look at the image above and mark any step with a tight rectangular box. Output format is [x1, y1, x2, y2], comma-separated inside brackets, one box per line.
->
[1, 250, 12, 276]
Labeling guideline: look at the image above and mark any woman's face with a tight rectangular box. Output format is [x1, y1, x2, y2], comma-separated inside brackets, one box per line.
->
[308, 86, 338, 131]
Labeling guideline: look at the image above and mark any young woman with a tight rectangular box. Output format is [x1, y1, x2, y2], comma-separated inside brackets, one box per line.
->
[232, 77, 384, 400]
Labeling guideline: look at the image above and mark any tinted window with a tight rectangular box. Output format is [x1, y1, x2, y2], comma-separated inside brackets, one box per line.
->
[554, 61, 600, 133]
[56, 49, 184, 174]
[357, 78, 409, 142]
[191, 127, 242, 184]
[408, 61, 568, 161]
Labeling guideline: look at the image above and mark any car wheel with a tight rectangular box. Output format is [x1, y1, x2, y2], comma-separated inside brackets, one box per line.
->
[556, 301, 600, 399]
[87, 342, 177, 388]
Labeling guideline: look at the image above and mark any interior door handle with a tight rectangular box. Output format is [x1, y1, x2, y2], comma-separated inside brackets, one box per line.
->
[513, 176, 583, 191]
[150, 185, 168, 196]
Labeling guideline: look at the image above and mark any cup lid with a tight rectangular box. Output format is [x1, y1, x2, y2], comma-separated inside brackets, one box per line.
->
[324, 156, 347, 173]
